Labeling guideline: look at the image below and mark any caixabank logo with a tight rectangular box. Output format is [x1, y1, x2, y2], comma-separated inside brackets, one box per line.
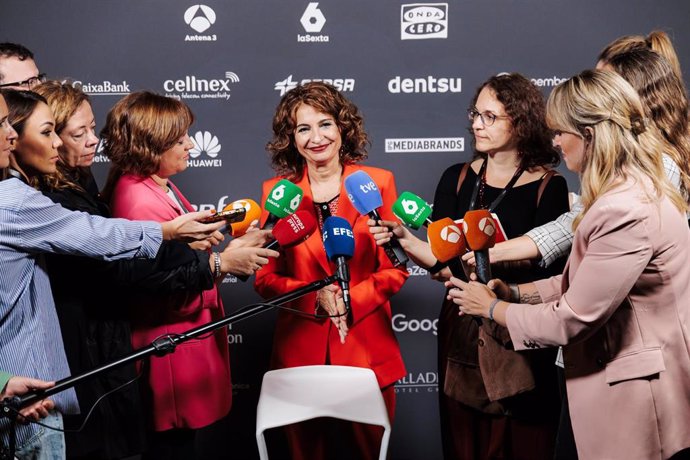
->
[184, 4, 218, 41]
[187, 131, 222, 168]
[298, 2, 329, 43]
[73, 80, 130, 96]
[401, 3, 448, 40]
[163, 71, 239, 101]
[274, 75, 354, 96]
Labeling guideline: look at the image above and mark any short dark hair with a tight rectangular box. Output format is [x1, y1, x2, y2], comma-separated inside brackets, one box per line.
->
[0, 43, 35, 82]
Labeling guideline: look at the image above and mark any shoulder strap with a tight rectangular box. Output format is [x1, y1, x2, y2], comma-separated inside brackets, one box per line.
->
[536, 170, 558, 206]
[456, 162, 471, 195]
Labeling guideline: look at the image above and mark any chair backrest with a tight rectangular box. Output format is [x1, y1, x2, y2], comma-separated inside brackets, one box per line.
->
[255, 365, 391, 460]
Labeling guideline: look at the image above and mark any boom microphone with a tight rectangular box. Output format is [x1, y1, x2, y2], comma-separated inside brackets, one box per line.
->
[344, 170, 408, 267]
[392, 191, 433, 230]
[462, 209, 497, 284]
[262, 179, 303, 229]
[223, 199, 262, 236]
[266, 210, 317, 251]
[322, 216, 355, 326]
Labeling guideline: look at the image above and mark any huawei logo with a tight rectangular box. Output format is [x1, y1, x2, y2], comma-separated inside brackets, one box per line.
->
[190, 131, 221, 158]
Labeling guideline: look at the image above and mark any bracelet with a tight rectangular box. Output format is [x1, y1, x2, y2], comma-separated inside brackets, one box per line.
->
[488, 299, 501, 321]
[213, 252, 223, 279]
[508, 283, 520, 303]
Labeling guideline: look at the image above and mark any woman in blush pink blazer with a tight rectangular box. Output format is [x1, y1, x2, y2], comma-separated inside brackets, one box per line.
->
[100, 92, 232, 460]
[448, 70, 690, 459]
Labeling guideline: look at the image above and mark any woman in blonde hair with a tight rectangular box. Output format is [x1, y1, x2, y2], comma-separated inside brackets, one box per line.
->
[448, 69, 690, 459]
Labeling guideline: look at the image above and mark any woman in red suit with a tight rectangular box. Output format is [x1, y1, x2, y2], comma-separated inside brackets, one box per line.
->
[254, 82, 409, 460]
[101, 91, 277, 460]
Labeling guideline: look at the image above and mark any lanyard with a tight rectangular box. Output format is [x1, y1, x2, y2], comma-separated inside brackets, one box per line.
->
[468, 159, 524, 212]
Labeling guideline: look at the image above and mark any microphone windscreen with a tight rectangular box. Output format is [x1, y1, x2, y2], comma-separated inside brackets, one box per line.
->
[462, 209, 497, 250]
[322, 216, 355, 260]
[392, 191, 433, 230]
[344, 170, 383, 215]
[264, 179, 303, 218]
[427, 217, 466, 262]
[224, 199, 261, 236]
[272, 210, 317, 248]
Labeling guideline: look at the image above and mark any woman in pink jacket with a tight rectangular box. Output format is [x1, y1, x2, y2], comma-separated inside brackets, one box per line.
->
[448, 70, 690, 459]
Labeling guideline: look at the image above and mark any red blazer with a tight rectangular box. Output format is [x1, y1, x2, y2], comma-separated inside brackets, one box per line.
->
[110, 173, 231, 431]
[254, 164, 409, 388]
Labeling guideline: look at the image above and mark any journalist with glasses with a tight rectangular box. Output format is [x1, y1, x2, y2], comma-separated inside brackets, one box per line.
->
[0, 43, 46, 90]
[368, 73, 569, 459]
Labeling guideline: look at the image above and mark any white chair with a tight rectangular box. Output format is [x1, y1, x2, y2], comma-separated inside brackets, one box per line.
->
[255, 365, 391, 460]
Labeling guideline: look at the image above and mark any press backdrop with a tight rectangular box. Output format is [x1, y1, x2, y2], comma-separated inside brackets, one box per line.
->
[2, 1, 689, 458]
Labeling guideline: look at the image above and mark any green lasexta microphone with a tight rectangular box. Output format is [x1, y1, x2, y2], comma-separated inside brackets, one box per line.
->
[262, 179, 303, 229]
[392, 191, 433, 230]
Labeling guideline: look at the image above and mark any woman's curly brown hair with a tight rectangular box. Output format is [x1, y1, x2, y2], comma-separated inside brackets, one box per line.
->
[266, 82, 368, 180]
[470, 73, 560, 170]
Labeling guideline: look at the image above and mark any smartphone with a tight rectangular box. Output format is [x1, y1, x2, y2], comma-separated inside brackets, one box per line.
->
[200, 208, 247, 224]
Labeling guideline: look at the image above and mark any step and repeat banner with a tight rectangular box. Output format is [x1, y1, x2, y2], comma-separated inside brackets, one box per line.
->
[2, 1, 689, 458]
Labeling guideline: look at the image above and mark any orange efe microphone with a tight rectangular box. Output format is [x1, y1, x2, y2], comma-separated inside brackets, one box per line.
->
[223, 199, 262, 236]
[462, 209, 497, 284]
[427, 218, 467, 263]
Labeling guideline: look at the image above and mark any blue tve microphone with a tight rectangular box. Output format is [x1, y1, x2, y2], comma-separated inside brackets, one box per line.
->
[344, 170, 408, 267]
[323, 216, 355, 325]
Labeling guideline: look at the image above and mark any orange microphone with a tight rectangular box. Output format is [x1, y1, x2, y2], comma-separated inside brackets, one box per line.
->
[223, 199, 261, 236]
[462, 209, 497, 284]
[427, 218, 467, 263]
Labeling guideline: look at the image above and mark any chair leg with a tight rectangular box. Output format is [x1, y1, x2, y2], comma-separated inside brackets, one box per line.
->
[256, 431, 269, 460]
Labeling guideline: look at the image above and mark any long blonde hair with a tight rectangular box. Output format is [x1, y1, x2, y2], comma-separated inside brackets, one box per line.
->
[598, 30, 683, 81]
[546, 70, 686, 229]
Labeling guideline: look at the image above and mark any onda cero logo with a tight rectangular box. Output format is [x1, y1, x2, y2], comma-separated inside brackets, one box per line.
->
[184, 4, 218, 41]
[188, 131, 222, 168]
[401, 3, 448, 40]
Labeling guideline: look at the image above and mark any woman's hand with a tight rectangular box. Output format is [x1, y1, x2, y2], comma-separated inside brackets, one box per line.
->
[228, 229, 274, 249]
[161, 210, 225, 242]
[445, 276, 496, 318]
[430, 266, 452, 283]
[316, 285, 349, 344]
[367, 219, 410, 247]
[219, 245, 279, 276]
[189, 230, 224, 250]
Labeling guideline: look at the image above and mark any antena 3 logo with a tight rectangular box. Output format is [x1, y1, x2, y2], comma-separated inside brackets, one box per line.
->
[184, 4, 217, 41]
[298, 3, 329, 43]
[164, 71, 238, 101]
[274, 75, 355, 96]
[401, 3, 448, 40]
[188, 131, 222, 168]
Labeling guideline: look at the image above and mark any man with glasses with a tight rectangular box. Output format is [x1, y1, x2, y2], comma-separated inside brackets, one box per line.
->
[0, 42, 45, 90]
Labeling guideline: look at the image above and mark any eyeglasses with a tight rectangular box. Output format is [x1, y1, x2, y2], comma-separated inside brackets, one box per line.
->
[467, 108, 510, 127]
[0, 73, 47, 90]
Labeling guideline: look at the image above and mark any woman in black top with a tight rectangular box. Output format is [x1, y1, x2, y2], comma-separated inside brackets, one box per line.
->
[370, 73, 569, 459]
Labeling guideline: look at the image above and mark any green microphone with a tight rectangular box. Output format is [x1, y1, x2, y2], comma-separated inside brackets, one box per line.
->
[263, 179, 303, 229]
[392, 191, 433, 230]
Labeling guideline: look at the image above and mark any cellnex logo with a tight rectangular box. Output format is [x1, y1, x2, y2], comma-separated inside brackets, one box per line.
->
[188, 131, 222, 167]
[396, 370, 439, 393]
[163, 72, 238, 101]
[274, 75, 355, 96]
[74, 80, 130, 96]
[298, 3, 329, 43]
[184, 4, 217, 41]
[401, 3, 448, 40]
[388, 75, 461, 94]
[385, 137, 464, 153]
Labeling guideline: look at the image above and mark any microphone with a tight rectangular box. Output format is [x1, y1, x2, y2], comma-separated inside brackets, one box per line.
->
[462, 209, 497, 284]
[392, 191, 433, 230]
[322, 216, 355, 326]
[223, 199, 262, 236]
[427, 218, 467, 264]
[262, 179, 303, 229]
[265, 210, 317, 251]
[344, 170, 408, 267]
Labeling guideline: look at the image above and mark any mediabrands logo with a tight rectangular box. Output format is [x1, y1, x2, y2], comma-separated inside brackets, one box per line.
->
[184, 4, 218, 41]
[388, 75, 461, 93]
[188, 131, 222, 168]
